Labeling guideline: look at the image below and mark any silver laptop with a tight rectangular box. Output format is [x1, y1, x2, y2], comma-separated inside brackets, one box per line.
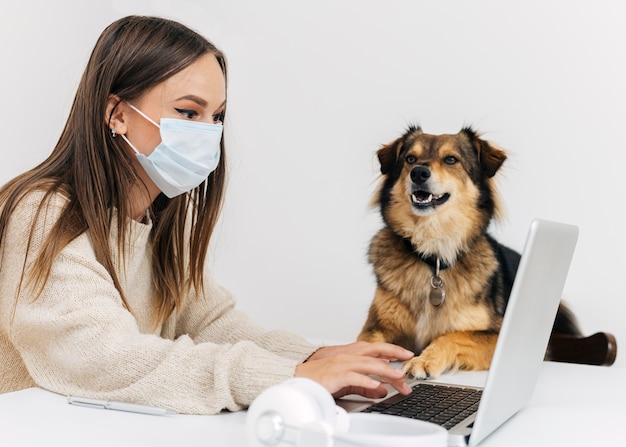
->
[339, 219, 579, 446]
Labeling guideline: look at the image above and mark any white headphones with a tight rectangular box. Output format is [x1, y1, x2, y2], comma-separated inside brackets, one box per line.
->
[246, 378, 447, 447]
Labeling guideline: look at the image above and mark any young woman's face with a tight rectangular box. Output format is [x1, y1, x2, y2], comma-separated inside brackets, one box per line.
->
[124, 53, 227, 156]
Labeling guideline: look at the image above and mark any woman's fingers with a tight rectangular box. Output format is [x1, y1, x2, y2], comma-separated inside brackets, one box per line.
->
[296, 341, 416, 399]
[355, 341, 415, 361]
[308, 341, 414, 363]
[296, 352, 412, 397]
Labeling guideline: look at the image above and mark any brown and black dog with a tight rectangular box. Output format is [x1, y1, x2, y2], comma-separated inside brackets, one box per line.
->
[358, 125, 579, 379]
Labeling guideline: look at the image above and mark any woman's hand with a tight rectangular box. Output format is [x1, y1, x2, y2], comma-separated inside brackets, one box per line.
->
[294, 341, 414, 399]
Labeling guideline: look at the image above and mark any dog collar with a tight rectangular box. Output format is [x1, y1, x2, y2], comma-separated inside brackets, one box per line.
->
[402, 238, 451, 270]
[402, 238, 448, 308]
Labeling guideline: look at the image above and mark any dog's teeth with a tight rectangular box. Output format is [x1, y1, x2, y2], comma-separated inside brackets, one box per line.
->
[412, 192, 433, 204]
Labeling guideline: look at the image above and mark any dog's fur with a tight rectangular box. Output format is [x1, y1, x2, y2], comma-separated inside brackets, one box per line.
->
[358, 126, 580, 379]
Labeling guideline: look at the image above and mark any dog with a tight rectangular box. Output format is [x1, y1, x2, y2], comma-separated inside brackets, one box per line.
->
[357, 125, 580, 379]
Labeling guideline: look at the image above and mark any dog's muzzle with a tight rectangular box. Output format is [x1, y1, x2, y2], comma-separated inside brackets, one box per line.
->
[409, 166, 450, 209]
[410, 166, 431, 185]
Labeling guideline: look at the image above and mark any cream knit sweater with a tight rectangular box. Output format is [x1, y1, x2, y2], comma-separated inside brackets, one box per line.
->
[0, 190, 319, 414]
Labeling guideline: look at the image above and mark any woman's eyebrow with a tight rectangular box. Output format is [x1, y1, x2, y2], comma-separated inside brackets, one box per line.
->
[174, 95, 226, 110]
[174, 94, 208, 107]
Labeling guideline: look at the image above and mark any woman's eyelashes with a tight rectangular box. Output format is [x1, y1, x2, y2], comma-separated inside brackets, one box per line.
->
[174, 108, 199, 119]
[212, 111, 225, 123]
[174, 107, 224, 123]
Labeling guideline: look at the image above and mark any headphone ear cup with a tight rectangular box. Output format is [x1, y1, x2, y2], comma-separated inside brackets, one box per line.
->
[246, 378, 337, 447]
[333, 404, 350, 434]
[279, 378, 338, 427]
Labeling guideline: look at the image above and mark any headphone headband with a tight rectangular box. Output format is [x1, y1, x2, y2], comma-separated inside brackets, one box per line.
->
[246, 378, 447, 447]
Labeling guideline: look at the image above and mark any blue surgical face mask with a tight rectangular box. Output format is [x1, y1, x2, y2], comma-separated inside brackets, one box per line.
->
[121, 103, 223, 198]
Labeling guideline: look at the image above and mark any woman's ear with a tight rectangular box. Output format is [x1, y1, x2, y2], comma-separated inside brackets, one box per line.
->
[106, 94, 128, 136]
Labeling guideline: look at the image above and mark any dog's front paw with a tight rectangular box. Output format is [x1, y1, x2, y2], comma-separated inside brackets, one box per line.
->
[402, 352, 448, 380]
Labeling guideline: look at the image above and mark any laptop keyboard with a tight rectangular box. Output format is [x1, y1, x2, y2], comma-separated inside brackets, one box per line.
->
[361, 383, 482, 429]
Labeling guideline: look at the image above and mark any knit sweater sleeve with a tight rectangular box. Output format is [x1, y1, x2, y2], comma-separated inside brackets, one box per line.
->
[1, 192, 319, 414]
[173, 275, 322, 405]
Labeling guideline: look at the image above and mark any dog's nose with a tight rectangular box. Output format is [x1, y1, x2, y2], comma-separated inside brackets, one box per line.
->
[410, 166, 431, 185]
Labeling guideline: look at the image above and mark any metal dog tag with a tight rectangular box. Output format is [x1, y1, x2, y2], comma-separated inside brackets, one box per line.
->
[429, 275, 445, 308]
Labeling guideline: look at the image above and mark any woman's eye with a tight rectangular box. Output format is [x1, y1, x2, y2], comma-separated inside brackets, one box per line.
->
[175, 108, 199, 119]
[444, 156, 458, 165]
[212, 111, 225, 123]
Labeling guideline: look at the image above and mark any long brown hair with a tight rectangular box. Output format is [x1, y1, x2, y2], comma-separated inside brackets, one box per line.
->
[0, 16, 228, 326]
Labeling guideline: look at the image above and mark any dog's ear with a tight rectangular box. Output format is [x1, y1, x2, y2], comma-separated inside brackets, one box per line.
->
[377, 125, 423, 175]
[462, 127, 507, 178]
[479, 141, 507, 178]
[377, 139, 403, 175]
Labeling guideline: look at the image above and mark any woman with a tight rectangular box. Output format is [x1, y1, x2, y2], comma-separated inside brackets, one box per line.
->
[0, 15, 412, 414]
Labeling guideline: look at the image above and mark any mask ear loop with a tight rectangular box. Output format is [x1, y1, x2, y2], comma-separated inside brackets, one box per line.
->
[120, 134, 142, 155]
[126, 102, 161, 128]
[121, 102, 161, 155]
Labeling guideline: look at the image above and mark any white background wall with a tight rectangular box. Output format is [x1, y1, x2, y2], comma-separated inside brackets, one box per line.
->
[1, 0, 624, 368]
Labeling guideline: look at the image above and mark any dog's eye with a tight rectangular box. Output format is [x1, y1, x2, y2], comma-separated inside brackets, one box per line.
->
[405, 155, 417, 164]
[444, 156, 458, 165]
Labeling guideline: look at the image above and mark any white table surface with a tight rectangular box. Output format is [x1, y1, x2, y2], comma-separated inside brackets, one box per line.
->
[2, 361, 624, 446]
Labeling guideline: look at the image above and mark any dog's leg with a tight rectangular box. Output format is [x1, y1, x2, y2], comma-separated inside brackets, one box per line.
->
[357, 287, 418, 351]
[403, 330, 498, 379]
